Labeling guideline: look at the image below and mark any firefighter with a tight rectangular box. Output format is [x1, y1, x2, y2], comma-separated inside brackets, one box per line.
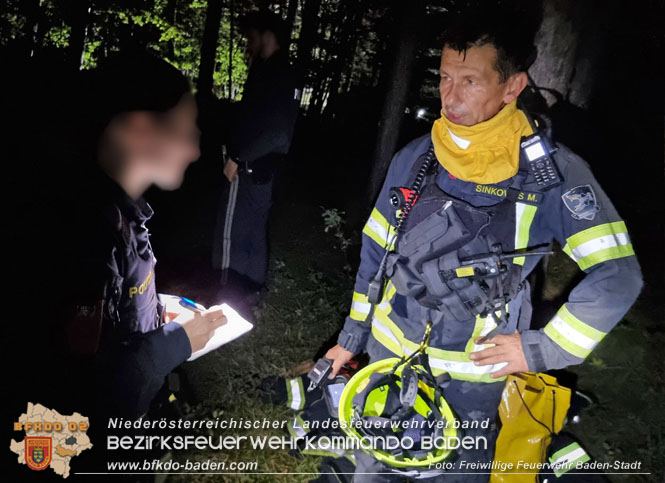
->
[324, 9, 643, 482]
[212, 10, 301, 305]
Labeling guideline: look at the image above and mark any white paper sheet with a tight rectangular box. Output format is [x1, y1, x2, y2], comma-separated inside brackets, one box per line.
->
[187, 303, 253, 361]
[159, 294, 254, 361]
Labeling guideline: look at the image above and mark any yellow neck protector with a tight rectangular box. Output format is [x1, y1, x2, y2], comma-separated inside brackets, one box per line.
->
[431, 101, 533, 184]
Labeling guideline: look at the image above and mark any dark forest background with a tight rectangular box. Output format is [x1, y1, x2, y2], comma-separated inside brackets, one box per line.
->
[3, 0, 663, 288]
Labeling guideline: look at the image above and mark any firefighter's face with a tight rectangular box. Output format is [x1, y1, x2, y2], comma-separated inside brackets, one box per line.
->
[120, 93, 201, 190]
[439, 44, 526, 126]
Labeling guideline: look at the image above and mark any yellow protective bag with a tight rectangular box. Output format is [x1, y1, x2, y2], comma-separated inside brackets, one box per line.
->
[490, 372, 571, 482]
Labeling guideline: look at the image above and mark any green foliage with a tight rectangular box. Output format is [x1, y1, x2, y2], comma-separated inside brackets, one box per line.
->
[321, 207, 352, 254]
[0, 0, 401, 110]
[91, 0, 249, 97]
[44, 25, 70, 49]
[1, 0, 249, 98]
[211, 17, 248, 99]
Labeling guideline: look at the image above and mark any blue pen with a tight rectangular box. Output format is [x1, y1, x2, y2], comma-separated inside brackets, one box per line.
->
[179, 296, 201, 312]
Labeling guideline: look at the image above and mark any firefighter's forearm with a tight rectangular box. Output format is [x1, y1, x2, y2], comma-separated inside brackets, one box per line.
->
[522, 256, 643, 371]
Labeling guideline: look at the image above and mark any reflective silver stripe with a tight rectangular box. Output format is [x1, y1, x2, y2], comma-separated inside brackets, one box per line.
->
[221, 177, 239, 273]
[551, 447, 587, 468]
[350, 300, 371, 315]
[366, 215, 389, 240]
[469, 314, 498, 353]
[288, 378, 302, 411]
[372, 316, 408, 351]
[428, 358, 507, 376]
[549, 314, 598, 351]
[289, 417, 308, 439]
[372, 318, 507, 376]
[514, 202, 528, 249]
[568, 232, 630, 262]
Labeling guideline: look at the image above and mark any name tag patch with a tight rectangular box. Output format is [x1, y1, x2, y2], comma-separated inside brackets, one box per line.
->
[474, 184, 542, 204]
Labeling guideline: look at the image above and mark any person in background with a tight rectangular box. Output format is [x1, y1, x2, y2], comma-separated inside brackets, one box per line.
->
[212, 10, 301, 311]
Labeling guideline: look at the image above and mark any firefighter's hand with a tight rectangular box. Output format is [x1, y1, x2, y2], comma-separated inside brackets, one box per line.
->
[177, 306, 227, 353]
[468, 332, 529, 378]
[325, 345, 355, 379]
[224, 159, 239, 182]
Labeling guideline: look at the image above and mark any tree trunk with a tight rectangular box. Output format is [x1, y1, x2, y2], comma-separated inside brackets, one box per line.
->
[528, 0, 610, 109]
[21, 0, 42, 55]
[66, 0, 90, 70]
[366, 0, 423, 206]
[295, 0, 322, 75]
[163, 0, 179, 58]
[284, 0, 299, 53]
[227, 0, 234, 99]
[198, 0, 224, 98]
[322, 0, 361, 117]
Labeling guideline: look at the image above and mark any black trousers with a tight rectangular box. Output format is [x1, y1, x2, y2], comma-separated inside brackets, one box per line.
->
[213, 172, 274, 287]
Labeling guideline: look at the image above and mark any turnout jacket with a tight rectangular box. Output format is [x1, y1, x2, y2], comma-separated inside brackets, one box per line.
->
[338, 134, 642, 381]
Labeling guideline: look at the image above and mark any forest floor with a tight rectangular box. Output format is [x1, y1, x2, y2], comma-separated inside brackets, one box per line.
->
[148, 181, 664, 483]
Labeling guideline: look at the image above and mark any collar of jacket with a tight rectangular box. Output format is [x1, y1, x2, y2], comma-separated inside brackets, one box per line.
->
[91, 166, 154, 225]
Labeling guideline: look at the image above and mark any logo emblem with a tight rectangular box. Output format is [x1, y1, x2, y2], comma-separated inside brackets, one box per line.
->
[25, 437, 52, 471]
[562, 184, 600, 220]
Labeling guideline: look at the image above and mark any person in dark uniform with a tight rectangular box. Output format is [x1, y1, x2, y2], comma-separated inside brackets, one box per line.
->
[10, 52, 227, 438]
[212, 10, 301, 303]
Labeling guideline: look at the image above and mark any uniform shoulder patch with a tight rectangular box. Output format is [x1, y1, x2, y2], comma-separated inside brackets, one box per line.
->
[561, 184, 600, 220]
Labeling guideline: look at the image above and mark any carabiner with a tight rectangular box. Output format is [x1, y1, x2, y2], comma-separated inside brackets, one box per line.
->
[417, 321, 433, 354]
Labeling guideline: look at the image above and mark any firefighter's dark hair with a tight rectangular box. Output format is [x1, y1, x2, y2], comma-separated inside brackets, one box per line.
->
[442, 1, 543, 82]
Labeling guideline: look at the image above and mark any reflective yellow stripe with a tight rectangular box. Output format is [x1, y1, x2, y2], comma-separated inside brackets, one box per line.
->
[370, 300, 505, 383]
[513, 202, 538, 265]
[550, 442, 590, 477]
[301, 448, 347, 458]
[544, 305, 606, 359]
[349, 291, 371, 321]
[362, 208, 396, 248]
[286, 377, 305, 411]
[287, 414, 309, 439]
[562, 221, 634, 270]
[464, 311, 499, 353]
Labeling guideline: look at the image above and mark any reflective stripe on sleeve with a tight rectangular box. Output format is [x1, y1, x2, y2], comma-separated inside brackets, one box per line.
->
[286, 377, 305, 411]
[513, 202, 538, 265]
[563, 221, 635, 270]
[287, 414, 309, 439]
[544, 305, 607, 359]
[362, 207, 396, 249]
[549, 442, 590, 477]
[349, 291, 371, 321]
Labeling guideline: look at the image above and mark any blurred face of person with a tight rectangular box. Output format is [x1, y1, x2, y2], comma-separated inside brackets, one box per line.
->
[245, 27, 263, 61]
[110, 93, 200, 194]
[438, 44, 527, 126]
[244, 27, 279, 62]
